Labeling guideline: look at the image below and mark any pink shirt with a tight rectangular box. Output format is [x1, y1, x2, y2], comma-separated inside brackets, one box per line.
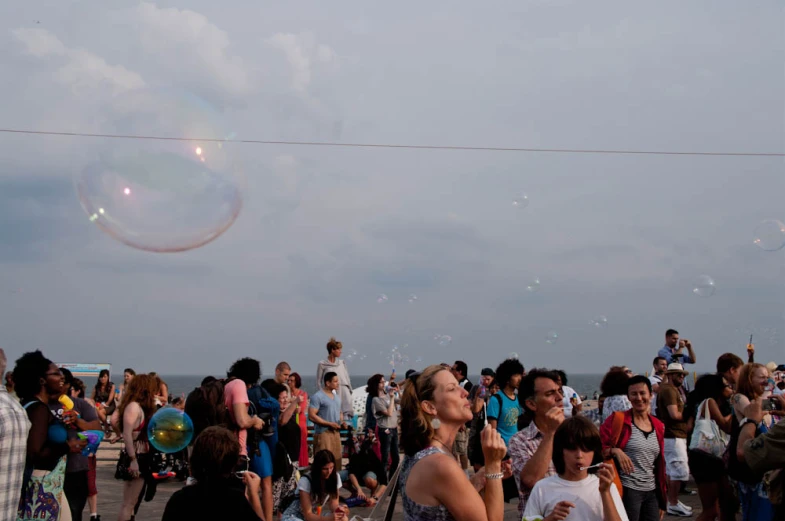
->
[224, 379, 249, 456]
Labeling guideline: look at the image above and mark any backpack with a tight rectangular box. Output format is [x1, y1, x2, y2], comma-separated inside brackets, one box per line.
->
[184, 378, 234, 443]
[248, 385, 280, 459]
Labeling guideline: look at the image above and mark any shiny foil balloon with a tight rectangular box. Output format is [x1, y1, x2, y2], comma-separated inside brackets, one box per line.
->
[76, 88, 244, 253]
[147, 407, 194, 453]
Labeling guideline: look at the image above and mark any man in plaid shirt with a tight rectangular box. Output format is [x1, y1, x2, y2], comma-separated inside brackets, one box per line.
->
[0, 348, 31, 520]
[509, 369, 565, 516]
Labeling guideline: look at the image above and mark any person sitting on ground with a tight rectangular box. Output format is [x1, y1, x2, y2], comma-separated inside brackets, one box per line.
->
[340, 430, 387, 505]
[161, 426, 263, 521]
[280, 449, 342, 521]
[399, 365, 509, 521]
[523, 416, 627, 521]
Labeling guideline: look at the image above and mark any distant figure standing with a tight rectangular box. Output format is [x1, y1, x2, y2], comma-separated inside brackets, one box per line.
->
[658, 329, 697, 366]
[316, 338, 353, 423]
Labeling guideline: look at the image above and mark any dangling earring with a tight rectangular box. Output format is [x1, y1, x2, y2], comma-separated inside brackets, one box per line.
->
[431, 417, 441, 429]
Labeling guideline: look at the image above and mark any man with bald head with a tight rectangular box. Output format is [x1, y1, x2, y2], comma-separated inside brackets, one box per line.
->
[0, 348, 32, 520]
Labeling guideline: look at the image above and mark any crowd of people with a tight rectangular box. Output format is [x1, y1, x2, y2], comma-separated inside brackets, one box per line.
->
[0, 329, 783, 521]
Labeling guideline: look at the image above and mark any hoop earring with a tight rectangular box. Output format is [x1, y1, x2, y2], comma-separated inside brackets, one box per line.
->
[431, 417, 441, 430]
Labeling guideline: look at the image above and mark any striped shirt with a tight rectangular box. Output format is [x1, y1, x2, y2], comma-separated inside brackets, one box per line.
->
[619, 421, 659, 492]
[0, 385, 31, 520]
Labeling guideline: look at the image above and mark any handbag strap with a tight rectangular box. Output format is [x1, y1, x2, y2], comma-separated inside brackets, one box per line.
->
[696, 399, 708, 422]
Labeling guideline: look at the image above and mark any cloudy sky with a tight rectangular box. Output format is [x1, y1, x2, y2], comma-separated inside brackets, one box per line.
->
[0, 0, 783, 377]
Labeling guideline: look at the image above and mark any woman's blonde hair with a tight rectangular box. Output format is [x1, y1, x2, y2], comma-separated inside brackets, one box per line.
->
[736, 363, 767, 399]
[400, 364, 449, 457]
[118, 373, 159, 431]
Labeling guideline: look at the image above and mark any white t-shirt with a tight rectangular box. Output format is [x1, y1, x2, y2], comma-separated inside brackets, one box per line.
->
[522, 475, 628, 521]
[649, 375, 662, 415]
[562, 385, 582, 416]
[296, 473, 343, 495]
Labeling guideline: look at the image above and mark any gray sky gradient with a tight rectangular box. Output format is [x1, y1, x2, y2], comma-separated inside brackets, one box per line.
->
[0, 1, 783, 376]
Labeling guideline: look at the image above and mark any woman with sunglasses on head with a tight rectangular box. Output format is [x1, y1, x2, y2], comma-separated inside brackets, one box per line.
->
[162, 426, 263, 521]
[399, 365, 509, 521]
[14, 351, 87, 521]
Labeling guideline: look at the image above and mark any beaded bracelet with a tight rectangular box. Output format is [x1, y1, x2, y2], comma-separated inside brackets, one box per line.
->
[485, 472, 504, 480]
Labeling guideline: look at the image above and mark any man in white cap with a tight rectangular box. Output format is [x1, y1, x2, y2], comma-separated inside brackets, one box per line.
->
[0, 348, 32, 521]
[656, 362, 692, 517]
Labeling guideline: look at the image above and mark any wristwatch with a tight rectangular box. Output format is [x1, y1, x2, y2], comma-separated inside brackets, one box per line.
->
[738, 417, 757, 430]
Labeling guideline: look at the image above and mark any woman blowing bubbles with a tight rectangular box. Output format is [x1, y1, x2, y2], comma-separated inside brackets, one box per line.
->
[399, 365, 509, 521]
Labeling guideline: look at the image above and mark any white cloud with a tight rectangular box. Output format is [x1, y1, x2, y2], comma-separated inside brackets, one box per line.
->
[12, 28, 145, 94]
[132, 2, 251, 96]
[267, 32, 337, 93]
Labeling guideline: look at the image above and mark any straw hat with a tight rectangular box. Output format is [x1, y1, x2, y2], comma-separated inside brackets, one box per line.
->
[665, 362, 689, 375]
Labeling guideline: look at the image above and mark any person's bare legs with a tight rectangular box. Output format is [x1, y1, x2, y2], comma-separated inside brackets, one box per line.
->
[87, 494, 97, 517]
[260, 476, 272, 521]
[667, 479, 685, 506]
[696, 482, 719, 521]
[117, 477, 144, 521]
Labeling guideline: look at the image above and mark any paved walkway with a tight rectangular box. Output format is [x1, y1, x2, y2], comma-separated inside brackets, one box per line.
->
[93, 449, 708, 520]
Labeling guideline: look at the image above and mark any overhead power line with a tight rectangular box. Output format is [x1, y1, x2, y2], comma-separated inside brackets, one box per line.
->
[0, 128, 783, 157]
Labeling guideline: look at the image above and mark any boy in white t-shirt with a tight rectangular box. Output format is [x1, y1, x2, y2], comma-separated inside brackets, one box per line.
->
[523, 416, 628, 521]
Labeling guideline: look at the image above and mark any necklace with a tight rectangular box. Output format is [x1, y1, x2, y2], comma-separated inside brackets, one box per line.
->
[431, 438, 451, 452]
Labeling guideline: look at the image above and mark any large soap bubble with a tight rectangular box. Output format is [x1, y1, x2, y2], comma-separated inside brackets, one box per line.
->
[147, 407, 194, 453]
[76, 89, 244, 253]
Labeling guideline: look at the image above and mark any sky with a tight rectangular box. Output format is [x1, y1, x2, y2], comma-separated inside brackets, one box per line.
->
[0, 0, 783, 377]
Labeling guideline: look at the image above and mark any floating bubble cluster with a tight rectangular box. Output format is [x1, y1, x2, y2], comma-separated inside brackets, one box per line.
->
[147, 407, 194, 453]
[591, 316, 608, 328]
[692, 275, 716, 298]
[408, 294, 419, 303]
[377, 294, 389, 304]
[433, 334, 452, 346]
[753, 219, 785, 251]
[512, 192, 529, 209]
[76, 89, 243, 253]
[526, 278, 541, 293]
[546, 331, 558, 344]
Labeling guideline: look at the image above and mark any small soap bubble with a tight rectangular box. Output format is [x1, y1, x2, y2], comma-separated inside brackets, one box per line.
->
[436, 335, 452, 346]
[512, 192, 529, 209]
[546, 331, 558, 344]
[376, 293, 389, 304]
[692, 275, 716, 297]
[408, 293, 419, 303]
[591, 316, 608, 328]
[508, 352, 519, 360]
[345, 349, 359, 363]
[76, 88, 244, 253]
[147, 407, 194, 453]
[753, 219, 785, 251]
[526, 278, 541, 293]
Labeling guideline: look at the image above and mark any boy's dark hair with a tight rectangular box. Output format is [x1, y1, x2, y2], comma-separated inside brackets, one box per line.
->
[494, 358, 525, 390]
[552, 416, 603, 475]
[716, 353, 744, 374]
[324, 371, 338, 385]
[625, 375, 652, 394]
[666, 328, 679, 337]
[453, 361, 468, 379]
[190, 426, 241, 483]
[518, 368, 559, 411]
[227, 358, 261, 386]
